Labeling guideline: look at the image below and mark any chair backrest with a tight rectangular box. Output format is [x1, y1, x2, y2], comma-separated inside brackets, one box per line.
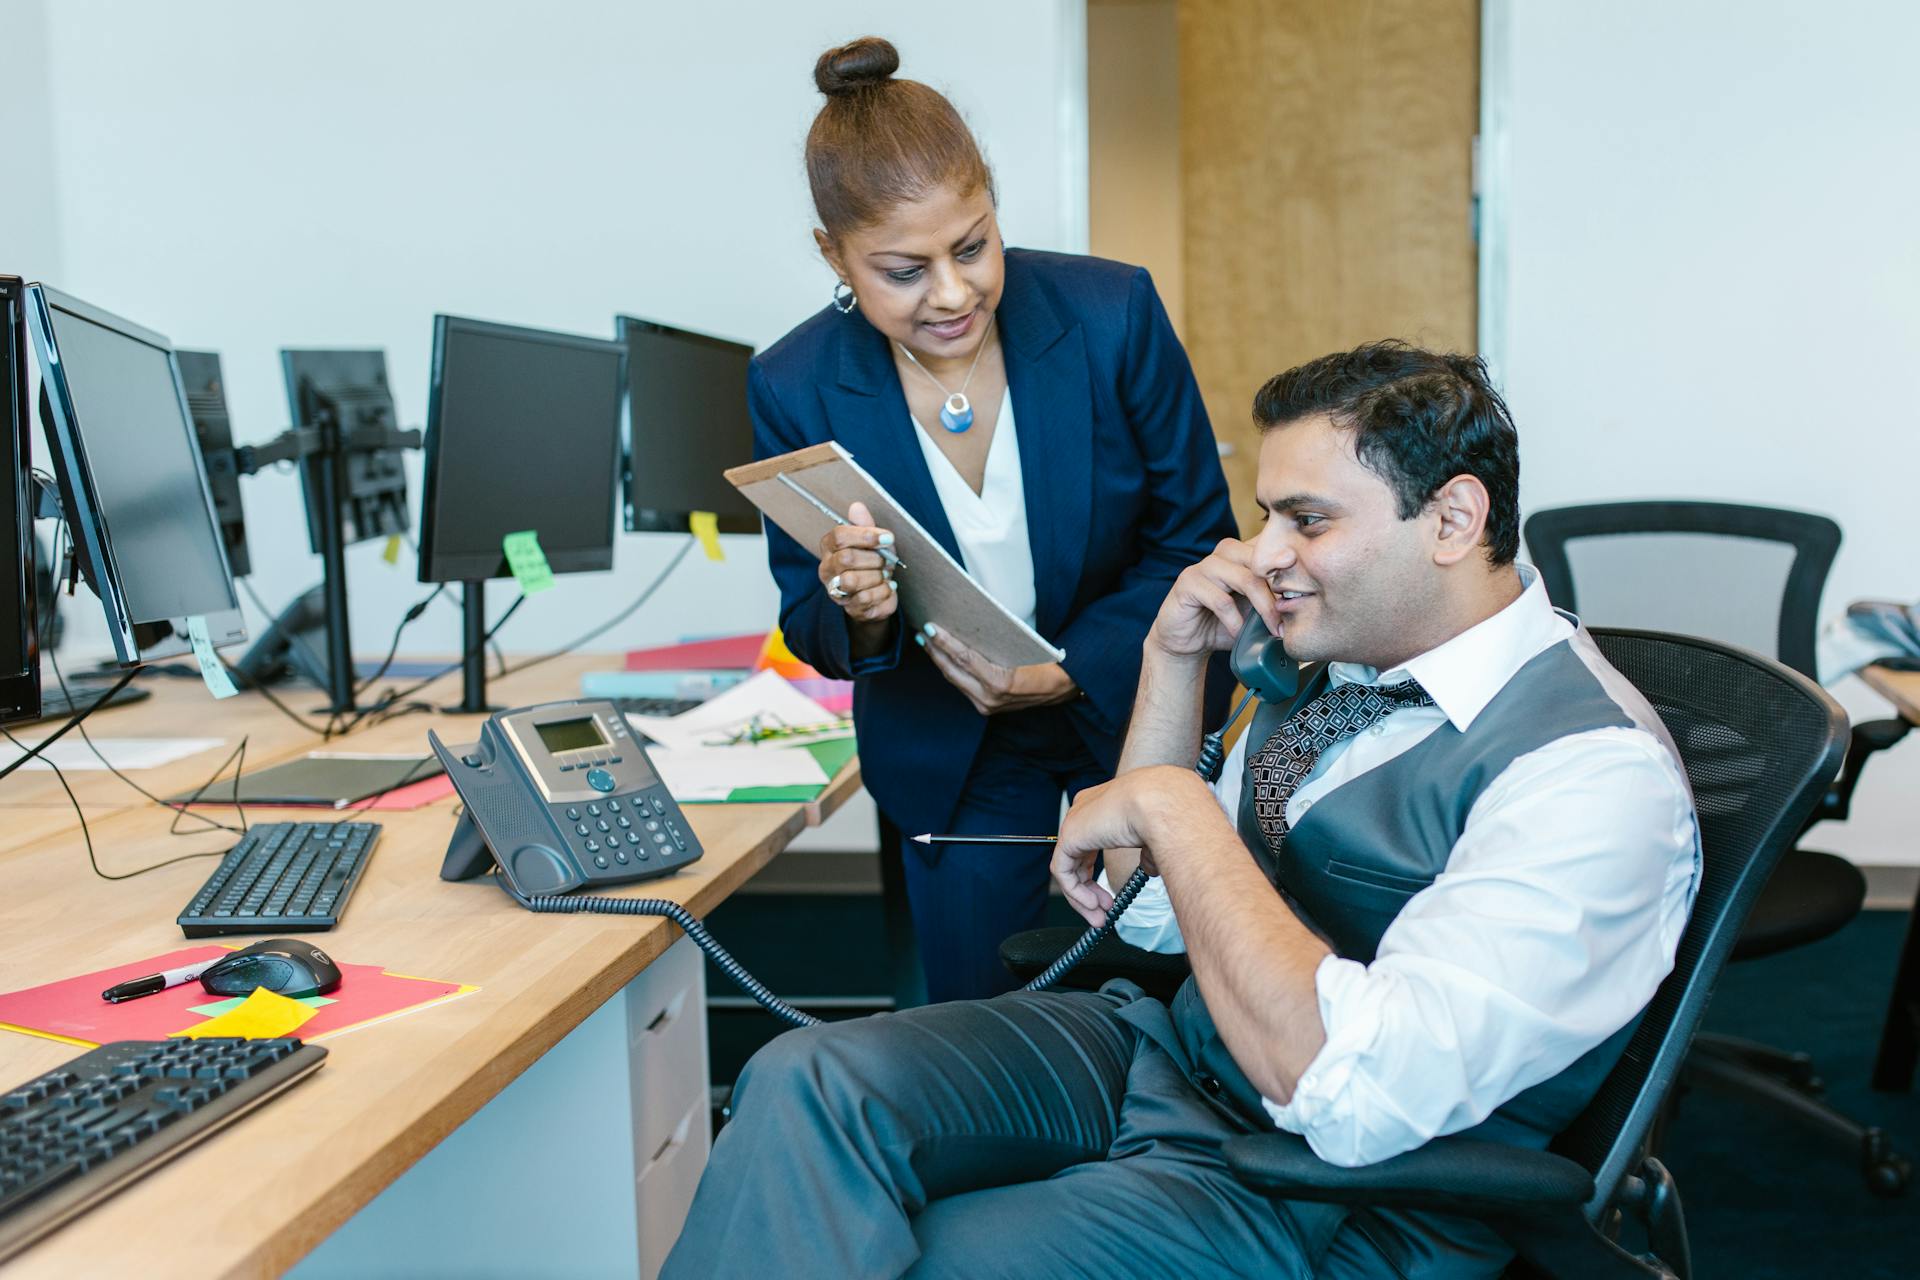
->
[1524, 501, 1841, 679]
[1549, 628, 1846, 1216]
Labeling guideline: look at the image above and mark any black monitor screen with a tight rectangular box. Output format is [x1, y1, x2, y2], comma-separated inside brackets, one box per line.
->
[281, 349, 411, 550]
[177, 350, 251, 579]
[620, 318, 758, 534]
[44, 301, 240, 631]
[417, 316, 626, 583]
[2, 277, 38, 721]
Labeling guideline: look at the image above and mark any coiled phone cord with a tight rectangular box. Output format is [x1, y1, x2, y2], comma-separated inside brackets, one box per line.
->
[501, 686, 1260, 1030]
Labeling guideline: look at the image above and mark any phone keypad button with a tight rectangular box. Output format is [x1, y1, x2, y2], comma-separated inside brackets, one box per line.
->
[566, 807, 580, 821]
[649, 796, 666, 815]
[615, 850, 628, 864]
[606, 799, 621, 813]
[587, 804, 601, 817]
[584, 838, 600, 853]
[616, 816, 631, 829]
[597, 819, 611, 833]
[576, 823, 590, 836]
[594, 855, 609, 869]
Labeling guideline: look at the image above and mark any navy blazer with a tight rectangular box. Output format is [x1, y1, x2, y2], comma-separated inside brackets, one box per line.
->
[748, 249, 1236, 837]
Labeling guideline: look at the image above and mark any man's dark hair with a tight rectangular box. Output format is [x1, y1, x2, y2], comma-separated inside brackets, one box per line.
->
[1253, 341, 1521, 565]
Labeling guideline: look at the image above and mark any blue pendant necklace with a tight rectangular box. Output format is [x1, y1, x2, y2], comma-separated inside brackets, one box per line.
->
[898, 314, 997, 433]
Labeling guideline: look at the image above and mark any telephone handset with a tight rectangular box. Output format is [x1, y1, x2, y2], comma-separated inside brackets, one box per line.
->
[429, 699, 703, 895]
[1229, 599, 1299, 703]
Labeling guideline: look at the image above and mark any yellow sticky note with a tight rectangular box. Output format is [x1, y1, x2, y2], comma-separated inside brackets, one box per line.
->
[171, 986, 318, 1040]
[382, 534, 402, 566]
[689, 511, 724, 561]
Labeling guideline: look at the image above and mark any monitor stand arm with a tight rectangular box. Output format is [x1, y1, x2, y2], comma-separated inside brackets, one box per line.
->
[228, 422, 422, 716]
[454, 580, 500, 714]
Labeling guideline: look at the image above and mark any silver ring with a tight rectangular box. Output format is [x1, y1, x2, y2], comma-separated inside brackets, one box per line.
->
[827, 574, 849, 600]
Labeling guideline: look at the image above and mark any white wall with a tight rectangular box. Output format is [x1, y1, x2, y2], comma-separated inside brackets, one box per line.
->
[0, 1, 63, 283]
[16, 0, 1087, 668]
[1483, 0, 1920, 866]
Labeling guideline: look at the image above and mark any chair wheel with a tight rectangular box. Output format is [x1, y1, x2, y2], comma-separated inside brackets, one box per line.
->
[1865, 1152, 1911, 1198]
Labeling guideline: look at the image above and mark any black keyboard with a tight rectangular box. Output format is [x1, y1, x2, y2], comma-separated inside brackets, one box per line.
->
[0, 1038, 325, 1262]
[610, 695, 704, 719]
[19, 683, 152, 724]
[177, 821, 380, 938]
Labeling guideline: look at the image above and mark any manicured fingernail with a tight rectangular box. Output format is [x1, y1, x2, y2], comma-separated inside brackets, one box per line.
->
[914, 633, 926, 647]
[922, 622, 937, 637]
[878, 532, 895, 547]
[887, 580, 897, 592]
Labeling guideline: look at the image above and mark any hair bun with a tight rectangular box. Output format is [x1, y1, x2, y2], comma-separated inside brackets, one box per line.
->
[814, 37, 900, 97]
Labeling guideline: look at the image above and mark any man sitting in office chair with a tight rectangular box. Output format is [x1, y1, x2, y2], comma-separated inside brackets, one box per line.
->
[662, 342, 1700, 1280]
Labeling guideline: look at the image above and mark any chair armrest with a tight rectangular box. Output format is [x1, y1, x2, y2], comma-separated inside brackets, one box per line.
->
[1221, 1130, 1594, 1216]
[1812, 717, 1911, 824]
[997, 926, 1193, 1003]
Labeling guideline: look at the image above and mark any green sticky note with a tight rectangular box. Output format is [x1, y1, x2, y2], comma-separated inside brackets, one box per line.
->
[188, 994, 335, 1018]
[187, 616, 240, 700]
[501, 530, 555, 594]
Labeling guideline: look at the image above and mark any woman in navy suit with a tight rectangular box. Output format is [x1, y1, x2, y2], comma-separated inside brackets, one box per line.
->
[752, 38, 1235, 1001]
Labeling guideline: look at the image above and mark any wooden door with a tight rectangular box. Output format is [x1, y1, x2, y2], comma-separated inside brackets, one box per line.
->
[1177, 0, 1480, 521]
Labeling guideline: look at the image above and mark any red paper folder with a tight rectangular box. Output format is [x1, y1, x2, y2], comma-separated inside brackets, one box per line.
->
[0, 946, 474, 1047]
[623, 634, 766, 671]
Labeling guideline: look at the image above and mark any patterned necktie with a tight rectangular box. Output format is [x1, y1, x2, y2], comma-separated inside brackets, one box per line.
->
[1249, 679, 1436, 852]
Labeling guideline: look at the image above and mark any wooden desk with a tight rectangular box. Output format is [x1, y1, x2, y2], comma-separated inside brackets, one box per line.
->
[0, 658, 861, 1276]
[1859, 663, 1920, 1093]
[1860, 663, 1920, 724]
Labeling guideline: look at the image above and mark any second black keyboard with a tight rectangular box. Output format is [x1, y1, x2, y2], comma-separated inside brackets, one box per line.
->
[177, 821, 381, 937]
[0, 1038, 325, 1263]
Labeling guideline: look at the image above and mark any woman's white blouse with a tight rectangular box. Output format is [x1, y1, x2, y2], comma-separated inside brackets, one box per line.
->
[910, 388, 1038, 628]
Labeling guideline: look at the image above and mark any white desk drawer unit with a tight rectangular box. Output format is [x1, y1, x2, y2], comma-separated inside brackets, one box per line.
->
[293, 935, 711, 1279]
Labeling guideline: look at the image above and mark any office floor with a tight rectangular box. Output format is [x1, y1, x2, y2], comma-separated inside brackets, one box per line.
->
[704, 898, 1918, 1277]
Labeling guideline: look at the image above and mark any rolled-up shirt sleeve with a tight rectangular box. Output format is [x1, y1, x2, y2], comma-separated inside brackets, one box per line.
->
[1261, 728, 1698, 1167]
[1103, 733, 1252, 954]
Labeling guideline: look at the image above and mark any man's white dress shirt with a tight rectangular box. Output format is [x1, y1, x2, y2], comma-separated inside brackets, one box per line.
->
[1102, 566, 1700, 1167]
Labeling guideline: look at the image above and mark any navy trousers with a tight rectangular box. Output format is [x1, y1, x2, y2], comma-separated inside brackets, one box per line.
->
[898, 707, 1107, 1003]
[660, 987, 1323, 1280]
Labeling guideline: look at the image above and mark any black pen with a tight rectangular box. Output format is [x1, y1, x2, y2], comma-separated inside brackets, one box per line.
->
[102, 959, 217, 1003]
[912, 833, 1057, 846]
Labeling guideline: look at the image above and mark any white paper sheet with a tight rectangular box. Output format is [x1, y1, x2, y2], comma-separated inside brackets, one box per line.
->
[650, 743, 831, 802]
[0, 737, 227, 773]
[626, 670, 847, 753]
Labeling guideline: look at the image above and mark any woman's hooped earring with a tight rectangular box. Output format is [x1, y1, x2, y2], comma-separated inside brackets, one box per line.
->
[831, 281, 857, 315]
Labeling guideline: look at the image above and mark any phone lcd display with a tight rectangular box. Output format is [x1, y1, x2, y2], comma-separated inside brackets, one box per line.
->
[535, 717, 605, 754]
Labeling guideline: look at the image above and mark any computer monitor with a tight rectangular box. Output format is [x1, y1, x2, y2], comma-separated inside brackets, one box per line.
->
[177, 350, 251, 579]
[1, 276, 41, 723]
[418, 315, 627, 584]
[617, 317, 759, 535]
[24, 285, 246, 665]
[279, 349, 410, 550]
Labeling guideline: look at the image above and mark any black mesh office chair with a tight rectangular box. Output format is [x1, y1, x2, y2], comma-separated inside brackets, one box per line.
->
[1004, 629, 1846, 1277]
[1525, 500, 1911, 1195]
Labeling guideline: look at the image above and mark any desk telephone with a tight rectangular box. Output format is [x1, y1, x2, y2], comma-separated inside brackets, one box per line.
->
[428, 606, 1295, 1028]
[429, 700, 702, 893]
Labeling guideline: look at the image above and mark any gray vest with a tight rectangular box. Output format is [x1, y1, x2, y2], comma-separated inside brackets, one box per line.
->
[1121, 630, 1664, 1275]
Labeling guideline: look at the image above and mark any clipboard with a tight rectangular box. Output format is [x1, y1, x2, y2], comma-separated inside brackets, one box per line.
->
[726, 443, 1065, 669]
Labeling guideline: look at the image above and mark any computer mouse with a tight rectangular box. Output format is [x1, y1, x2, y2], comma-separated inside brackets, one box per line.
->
[199, 938, 343, 1000]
